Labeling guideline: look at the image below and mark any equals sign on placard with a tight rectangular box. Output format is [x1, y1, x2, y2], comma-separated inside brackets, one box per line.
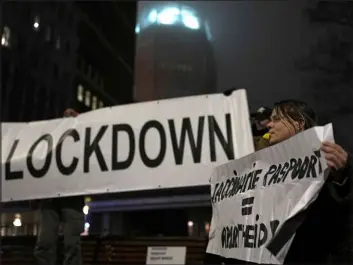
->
[241, 197, 255, 216]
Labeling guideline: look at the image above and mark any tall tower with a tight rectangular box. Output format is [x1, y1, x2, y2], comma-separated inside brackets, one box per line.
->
[134, 4, 217, 102]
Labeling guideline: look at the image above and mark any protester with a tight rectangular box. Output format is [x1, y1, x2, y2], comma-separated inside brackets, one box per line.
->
[34, 108, 84, 265]
[267, 100, 351, 264]
[251, 107, 272, 150]
[205, 100, 352, 265]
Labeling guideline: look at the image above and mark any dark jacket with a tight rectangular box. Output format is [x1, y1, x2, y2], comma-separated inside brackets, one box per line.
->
[204, 157, 352, 265]
[283, 157, 352, 264]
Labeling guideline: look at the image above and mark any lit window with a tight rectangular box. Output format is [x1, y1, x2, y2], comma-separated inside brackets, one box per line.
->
[99, 100, 104, 108]
[1, 26, 10, 47]
[85, 90, 91, 107]
[92, 96, 97, 110]
[77, 84, 84, 102]
[33, 16, 40, 30]
[55, 36, 61, 49]
[13, 214, 22, 227]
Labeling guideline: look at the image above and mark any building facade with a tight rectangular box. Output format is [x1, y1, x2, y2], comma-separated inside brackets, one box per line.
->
[1, 2, 135, 121]
[1, 2, 78, 122]
[74, 2, 136, 112]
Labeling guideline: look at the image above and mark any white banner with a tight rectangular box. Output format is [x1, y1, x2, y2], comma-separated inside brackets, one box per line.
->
[206, 124, 333, 264]
[1, 90, 254, 202]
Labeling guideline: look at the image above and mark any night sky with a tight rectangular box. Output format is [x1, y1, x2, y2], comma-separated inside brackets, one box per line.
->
[136, 0, 346, 114]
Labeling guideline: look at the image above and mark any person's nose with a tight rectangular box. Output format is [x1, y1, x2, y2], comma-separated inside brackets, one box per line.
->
[267, 121, 274, 130]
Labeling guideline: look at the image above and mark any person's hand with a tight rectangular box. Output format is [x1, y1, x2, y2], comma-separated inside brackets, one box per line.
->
[321, 141, 348, 170]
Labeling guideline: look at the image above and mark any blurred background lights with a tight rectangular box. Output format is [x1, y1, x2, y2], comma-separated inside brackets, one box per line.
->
[204, 222, 210, 234]
[184, 18, 199, 29]
[181, 10, 199, 29]
[135, 25, 140, 34]
[84, 222, 90, 229]
[157, 7, 180, 25]
[84, 196, 92, 204]
[13, 214, 22, 227]
[33, 16, 40, 30]
[81, 222, 90, 236]
[148, 9, 158, 23]
[136, 5, 201, 34]
[83, 205, 89, 215]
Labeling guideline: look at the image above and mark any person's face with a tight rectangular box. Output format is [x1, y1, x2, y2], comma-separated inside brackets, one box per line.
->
[267, 110, 300, 145]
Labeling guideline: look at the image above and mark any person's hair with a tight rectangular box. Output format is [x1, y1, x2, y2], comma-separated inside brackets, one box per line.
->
[273, 100, 317, 132]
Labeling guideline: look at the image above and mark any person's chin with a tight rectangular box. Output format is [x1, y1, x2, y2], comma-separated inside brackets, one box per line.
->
[269, 136, 277, 145]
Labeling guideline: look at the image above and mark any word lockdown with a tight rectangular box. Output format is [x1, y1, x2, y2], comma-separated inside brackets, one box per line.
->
[5, 114, 235, 180]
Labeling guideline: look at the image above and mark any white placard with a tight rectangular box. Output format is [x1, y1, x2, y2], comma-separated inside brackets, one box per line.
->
[1, 90, 254, 202]
[146, 246, 186, 265]
[207, 124, 334, 264]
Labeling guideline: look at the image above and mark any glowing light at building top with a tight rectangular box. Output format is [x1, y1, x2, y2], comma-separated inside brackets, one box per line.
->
[136, 5, 205, 33]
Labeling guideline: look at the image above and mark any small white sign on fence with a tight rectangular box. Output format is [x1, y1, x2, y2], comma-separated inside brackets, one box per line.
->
[146, 246, 187, 264]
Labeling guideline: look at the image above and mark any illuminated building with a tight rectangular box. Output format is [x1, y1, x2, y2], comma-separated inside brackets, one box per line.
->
[74, 2, 136, 113]
[1, 2, 79, 121]
[1, 2, 135, 121]
[134, 4, 217, 102]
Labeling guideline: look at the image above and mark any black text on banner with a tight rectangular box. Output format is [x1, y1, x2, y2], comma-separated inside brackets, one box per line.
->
[5, 114, 235, 180]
